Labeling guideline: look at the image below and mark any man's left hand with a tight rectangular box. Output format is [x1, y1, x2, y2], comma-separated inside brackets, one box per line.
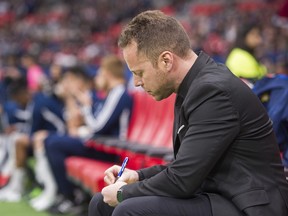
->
[101, 181, 127, 207]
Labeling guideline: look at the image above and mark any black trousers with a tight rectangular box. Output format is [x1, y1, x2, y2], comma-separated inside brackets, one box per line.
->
[88, 193, 213, 216]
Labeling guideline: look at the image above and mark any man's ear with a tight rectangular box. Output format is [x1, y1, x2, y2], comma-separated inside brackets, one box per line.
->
[159, 51, 173, 71]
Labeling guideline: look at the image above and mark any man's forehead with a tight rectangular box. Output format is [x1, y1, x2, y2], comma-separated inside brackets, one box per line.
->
[123, 42, 140, 59]
[123, 44, 149, 69]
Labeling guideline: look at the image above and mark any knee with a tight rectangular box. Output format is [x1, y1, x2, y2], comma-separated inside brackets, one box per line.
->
[44, 135, 59, 152]
[88, 193, 103, 216]
[32, 130, 48, 150]
[15, 134, 30, 148]
[112, 199, 135, 216]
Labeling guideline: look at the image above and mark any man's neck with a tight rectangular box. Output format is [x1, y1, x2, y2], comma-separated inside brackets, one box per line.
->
[173, 51, 198, 93]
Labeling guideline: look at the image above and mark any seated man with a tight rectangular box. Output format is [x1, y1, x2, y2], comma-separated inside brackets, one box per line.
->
[0, 78, 65, 202]
[44, 55, 133, 214]
[89, 10, 288, 216]
[30, 65, 94, 211]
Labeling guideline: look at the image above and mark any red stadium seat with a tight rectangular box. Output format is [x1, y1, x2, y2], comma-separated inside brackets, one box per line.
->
[123, 94, 175, 169]
[66, 92, 176, 192]
[66, 157, 114, 193]
[79, 160, 113, 193]
[66, 157, 94, 183]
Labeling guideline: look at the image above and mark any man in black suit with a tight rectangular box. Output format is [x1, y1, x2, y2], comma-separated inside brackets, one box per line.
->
[89, 10, 288, 216]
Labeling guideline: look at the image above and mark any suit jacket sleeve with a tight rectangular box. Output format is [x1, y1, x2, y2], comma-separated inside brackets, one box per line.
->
[122, 83, 240, 200]
[137, 165, 168, 180]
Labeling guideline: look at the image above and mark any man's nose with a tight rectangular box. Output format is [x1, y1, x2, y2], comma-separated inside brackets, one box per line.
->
[134, 76, 143, 87]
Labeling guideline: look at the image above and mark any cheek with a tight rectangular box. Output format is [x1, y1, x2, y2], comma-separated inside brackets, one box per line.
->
[155, 71, 166, 86]
[95, 76, 107, 89]
[143, 74, 163, 94]
[95, 77, 102, 88]
[68, 78, 79, 87]
[70, 80, 82, 90]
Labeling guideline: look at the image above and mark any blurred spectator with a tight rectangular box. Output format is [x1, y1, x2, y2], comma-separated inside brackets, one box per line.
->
[43, 56, 133, 215]
[202, 31, 228, 63]
[226, 23, 267, 83]
[0, 54, 23, 104]
[0, 0, 285, 77]
[271, 0, 288, 177]
[253, 61, 288, 174]
[0, 78, 66, 202]
[48, 64, 63, 83]
[0, 79, 34, 202]
[272, 0, 288, 29]
[29, 66, 92, 212]
[20, 54, 46, 93]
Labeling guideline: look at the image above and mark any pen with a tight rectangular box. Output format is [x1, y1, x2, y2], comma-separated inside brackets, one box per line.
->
[115, 157, 129, 182]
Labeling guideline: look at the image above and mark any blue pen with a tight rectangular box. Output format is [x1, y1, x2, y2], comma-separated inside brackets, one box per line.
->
[115, 157, 129, 182]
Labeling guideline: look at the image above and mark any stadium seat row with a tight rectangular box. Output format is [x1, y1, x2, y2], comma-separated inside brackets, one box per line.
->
[65, 91, 176, 194]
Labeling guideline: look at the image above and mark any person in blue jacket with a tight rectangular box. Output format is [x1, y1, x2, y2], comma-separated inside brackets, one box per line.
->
[0, 78, 65, 202]
[253, 62, 288, 173]
[44, 55, 133, 214]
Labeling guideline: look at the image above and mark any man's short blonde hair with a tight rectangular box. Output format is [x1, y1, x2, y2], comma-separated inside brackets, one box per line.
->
[118, 10, 191, 66]
[101, 55, 125, 79]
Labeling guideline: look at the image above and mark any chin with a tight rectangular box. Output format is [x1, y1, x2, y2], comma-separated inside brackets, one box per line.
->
[153, 96, 162, 101]
[153, 94, 166, 101]
[147, 93, 159, 101]
[147, 90, 171, 101]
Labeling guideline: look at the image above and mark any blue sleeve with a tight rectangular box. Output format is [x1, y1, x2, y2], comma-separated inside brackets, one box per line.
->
[30, 93, 66, 135]
[82, 87, 133, 137]
[3, 101, 19, 125]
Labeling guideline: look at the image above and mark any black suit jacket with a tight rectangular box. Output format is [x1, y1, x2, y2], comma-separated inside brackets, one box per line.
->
[122, 52, 288, 216]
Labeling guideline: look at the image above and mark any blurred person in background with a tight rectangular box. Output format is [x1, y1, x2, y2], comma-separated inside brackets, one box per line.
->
[0, 77, 66, 203]
[272, 0, 288, 29]
[41, 56, 133, 215]
[39, 63, 64, 96]
[253, 60, 288, 179]
[28, 66, 91, 212]
[21, 54, 46, 94]
[270, 0, 288, 178]
[226, 23, 267, 86]
[0, 55, 23, 105]
[0, 79, 35, 202]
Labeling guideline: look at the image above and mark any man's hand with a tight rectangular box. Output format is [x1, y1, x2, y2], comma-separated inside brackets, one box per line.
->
[104, 165, 139, 185]
[70, 88, 91, 106]
[101, 181, 126, 207]
[101, 165, 139, 206]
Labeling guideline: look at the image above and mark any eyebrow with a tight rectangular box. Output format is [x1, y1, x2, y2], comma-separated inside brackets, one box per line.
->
[131, 70, 142, 75]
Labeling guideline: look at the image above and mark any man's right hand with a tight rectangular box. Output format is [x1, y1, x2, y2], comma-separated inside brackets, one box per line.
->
[104, 165, 139, 185]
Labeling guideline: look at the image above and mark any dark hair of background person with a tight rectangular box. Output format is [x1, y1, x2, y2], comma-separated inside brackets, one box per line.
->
[7, 78, 28, 98]
[64, 66, 92, 82]
[234, 22, 262, 56]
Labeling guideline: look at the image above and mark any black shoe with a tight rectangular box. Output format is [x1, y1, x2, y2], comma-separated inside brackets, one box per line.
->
[48, 197, 87, 215]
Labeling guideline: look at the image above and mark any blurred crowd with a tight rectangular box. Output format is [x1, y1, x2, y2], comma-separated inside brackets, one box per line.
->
[0, 0, 287, 75]
[0, 0, 287, 215]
